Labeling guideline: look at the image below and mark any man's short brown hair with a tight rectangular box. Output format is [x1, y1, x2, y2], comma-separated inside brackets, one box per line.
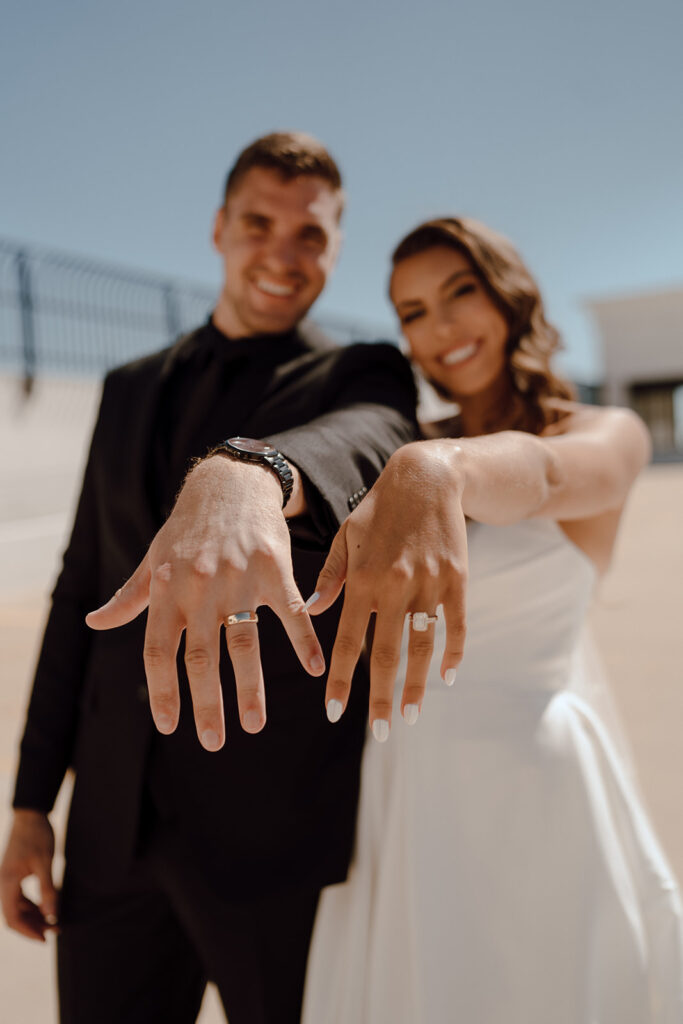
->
[223, 131, 343, 208]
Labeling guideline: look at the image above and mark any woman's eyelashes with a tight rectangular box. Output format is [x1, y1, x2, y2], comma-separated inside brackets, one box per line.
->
[450, 282, 476, 300]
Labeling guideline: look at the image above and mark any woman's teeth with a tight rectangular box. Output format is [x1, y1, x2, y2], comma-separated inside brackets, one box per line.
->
[442, 342, 478, 366]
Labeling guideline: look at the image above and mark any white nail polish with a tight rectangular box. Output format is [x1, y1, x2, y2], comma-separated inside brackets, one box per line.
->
[403, 704, 420, 725]
[326, 699, 343, 723]
[304, 592, 320, 611]
[443, 668, 457, 687]
[372, 719, 390, 743]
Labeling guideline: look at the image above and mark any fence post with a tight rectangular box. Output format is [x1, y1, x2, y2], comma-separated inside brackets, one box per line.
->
[16, 250, 36, 397]
[163, 283, 181, 344]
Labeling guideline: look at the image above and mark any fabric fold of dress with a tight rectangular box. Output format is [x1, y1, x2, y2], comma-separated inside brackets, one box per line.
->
[303, 519, 683, 1024]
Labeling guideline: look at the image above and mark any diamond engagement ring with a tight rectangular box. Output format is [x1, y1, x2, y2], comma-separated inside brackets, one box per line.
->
[410, 612, 438, 632]
[226, 611, 259, 626]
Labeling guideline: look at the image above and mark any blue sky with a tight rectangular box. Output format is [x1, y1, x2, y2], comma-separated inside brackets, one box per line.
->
[2, 0, 682, 381]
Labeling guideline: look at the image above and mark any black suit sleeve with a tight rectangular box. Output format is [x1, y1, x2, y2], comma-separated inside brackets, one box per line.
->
[12, 382, 108, 813]
[268, 343, 418, 540]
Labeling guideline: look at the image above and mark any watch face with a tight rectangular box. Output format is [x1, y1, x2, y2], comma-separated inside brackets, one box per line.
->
[228, 437, 274, 456]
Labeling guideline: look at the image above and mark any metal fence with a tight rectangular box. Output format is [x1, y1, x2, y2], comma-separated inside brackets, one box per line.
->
[0, 237, 394, 395]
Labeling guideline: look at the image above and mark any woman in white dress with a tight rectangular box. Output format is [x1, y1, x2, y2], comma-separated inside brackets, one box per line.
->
[303, 217, 683, 1023]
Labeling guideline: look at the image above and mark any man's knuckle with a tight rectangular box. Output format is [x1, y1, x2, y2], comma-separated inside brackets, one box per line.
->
[256, 539, 278, 561]
[143, 644, 168, 667]
[193, 702, 220, 720]
[152, 689, 177, 710]
[189, 556, 216, 579]
[227, 630, 258, 655]
[283, 595, 306, 617]
[238, 684, 262, 702]
[153, 562, 173, 585]
[184, 646, 213, 671]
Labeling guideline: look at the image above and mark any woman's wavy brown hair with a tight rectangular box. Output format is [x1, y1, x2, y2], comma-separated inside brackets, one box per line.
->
[391, 216, 576, 435]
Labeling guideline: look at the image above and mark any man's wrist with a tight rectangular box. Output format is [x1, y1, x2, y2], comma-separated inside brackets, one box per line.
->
[208, 438, 294, 509]
[194, 454, 283, 502]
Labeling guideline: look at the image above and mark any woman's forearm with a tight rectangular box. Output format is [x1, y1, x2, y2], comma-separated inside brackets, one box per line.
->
[391, 434, 561, 526]
[390, 406, 649, 525]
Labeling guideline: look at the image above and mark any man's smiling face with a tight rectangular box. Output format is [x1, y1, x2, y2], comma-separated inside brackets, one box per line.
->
[212, 167, 343, 337]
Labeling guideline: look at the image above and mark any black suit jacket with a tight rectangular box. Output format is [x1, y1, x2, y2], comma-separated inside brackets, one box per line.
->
[14, 323, 417, 895]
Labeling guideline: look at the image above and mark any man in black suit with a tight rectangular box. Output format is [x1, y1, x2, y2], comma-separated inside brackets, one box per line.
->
[0, 132, 416, 1023]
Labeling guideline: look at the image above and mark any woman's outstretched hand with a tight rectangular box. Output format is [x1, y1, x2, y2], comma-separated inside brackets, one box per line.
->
[310, 441, 468, 740]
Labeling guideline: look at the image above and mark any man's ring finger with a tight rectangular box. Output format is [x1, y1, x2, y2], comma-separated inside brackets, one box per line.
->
[226, 611, 259, 626]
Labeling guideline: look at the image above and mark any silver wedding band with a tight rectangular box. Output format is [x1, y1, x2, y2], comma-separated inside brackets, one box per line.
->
[410, 611, 438, 632]
[226, 611, 259, 626]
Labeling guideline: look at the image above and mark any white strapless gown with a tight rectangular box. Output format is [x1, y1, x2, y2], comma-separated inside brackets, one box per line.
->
[303, 520, 683, 1023]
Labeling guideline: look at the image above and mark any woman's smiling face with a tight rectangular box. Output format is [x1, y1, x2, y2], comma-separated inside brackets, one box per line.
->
[390, 245, 511, 400]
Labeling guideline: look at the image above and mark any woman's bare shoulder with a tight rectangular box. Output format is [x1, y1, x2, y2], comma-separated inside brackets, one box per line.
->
[543, 401, 649, 443]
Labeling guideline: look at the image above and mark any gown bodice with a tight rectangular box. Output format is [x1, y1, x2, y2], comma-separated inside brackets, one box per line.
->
[427, 518, 596, 694]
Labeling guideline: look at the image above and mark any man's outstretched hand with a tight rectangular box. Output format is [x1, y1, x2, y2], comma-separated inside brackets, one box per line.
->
[85, 456, 325, 750]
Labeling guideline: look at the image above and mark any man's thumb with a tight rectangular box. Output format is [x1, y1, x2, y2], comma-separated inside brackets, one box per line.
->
[85, 554, 151, 630]
[35, 861, 57, 921]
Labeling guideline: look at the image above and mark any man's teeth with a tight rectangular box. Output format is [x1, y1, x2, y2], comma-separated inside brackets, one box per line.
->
[256, 280, 295, 297]
[442, 343, 478, 366]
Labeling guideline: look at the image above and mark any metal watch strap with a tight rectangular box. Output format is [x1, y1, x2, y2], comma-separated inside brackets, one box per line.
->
[262, 450, 294, 509]
[213, 441, 294, 509]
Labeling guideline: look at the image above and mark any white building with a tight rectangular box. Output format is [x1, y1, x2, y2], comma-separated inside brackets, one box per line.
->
[586, 286, 683, 459]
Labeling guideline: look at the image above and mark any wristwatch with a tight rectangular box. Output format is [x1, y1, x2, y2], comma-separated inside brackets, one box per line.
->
[214, 437, 294, 509]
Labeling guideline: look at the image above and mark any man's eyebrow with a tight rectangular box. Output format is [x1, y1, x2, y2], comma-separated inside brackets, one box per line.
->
[241, 211, 271, 223]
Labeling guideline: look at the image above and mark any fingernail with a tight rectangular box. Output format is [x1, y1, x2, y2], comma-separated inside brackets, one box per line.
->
[243, 711, 262, 733]
[443, 668, 457, 687]
[326, 699, 343, 723]
[403, 704, 420, 725]
[372, 719, 390, 743]
[156, 714, 174, 734]
[200, 729, 221, 750]
[303, 591, 320, 611]
[310, 654, 325, 674]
